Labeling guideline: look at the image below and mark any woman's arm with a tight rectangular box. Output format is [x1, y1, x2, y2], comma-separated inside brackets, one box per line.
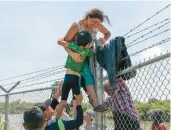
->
[64, 23, 78, 42]
[98, 24, 111, 44]
[63, 23, 78, 55]
[57, 40, 68, 48]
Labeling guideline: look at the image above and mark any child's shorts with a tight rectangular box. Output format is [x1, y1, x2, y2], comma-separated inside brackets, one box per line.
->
[61, 74, 81, 100]
[81, 61, 94, 86]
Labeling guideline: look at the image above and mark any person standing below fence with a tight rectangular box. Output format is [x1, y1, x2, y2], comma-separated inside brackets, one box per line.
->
[103, 78, 143, 130]
[23, 106, 47, 130]
[151, 110, 167, 130]
[34, 81, 78, 129]
[23, 94, 84, 130]
[62, 8, 111, 112]
[34, 81, 63, 121]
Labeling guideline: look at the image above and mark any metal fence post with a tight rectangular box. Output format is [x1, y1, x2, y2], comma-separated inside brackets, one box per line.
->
[94, 40, 104, 130]
[4, 94, 9, 130]
[0, 81, 20, 130]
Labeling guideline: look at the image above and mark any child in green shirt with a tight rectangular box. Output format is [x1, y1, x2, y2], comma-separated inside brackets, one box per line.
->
[56, 31, 92, 118]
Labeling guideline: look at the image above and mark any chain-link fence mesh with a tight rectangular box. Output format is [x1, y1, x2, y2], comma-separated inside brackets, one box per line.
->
[0, 54, 170, 130]
[102, 55, 170, 130]
[7, 89, 52, 130]
[4, 88, 91, 130]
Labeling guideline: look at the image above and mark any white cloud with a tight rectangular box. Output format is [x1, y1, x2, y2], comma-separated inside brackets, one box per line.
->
[140, 46, 166, 59]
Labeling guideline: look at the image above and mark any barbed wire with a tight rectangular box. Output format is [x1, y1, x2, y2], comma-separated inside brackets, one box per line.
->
[20, 67, 65, 82]
[126, 29, 170, 49]
[126, 21, 170, 46]
[119, 38, 170, 62]
[17, 78, 64, 89]
[125, 18, 170, 39]
[123, 4, 170, 36]
[19, 70, 66, 86]
[1, 67, 65, 87]
[0, 65, 64, 82]
[129, 38, 170, 57]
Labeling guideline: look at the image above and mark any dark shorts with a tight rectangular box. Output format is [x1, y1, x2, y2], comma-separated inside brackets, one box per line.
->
[61, 74, 81, 100]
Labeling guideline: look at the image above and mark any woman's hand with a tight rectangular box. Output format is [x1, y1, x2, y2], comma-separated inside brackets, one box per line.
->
[71, 52, 83, 62]
[98, 24, 111, 45]
[104, 80, 110, 92]
[99, 38, 106, 47]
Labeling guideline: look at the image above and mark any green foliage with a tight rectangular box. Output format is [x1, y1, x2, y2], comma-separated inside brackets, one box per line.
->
[0, 98, 169, 123]
[0, 100, 33, 114]
[69, 103, 92, 117]
[134, 98, 170, 121]
[82, 103, 92, 112]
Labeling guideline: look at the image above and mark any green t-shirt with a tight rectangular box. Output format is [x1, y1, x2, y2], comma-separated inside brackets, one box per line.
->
[65, 42, 92, 73]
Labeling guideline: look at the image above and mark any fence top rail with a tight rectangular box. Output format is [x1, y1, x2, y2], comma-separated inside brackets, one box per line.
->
[0, 86, 57, 96]
[116, 52, 170, 77]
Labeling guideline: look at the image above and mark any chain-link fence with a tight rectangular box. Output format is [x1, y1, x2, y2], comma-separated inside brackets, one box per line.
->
[0, 53, 170, 130]
[103, 53, 170, 130]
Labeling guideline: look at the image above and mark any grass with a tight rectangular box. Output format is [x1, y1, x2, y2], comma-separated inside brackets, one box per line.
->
[141, 121, 170, 130]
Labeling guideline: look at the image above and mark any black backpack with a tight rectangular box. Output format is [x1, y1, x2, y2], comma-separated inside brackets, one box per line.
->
[115, 36, 136, 80]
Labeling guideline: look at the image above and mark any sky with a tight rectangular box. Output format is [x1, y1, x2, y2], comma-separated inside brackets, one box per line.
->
[0, 1, 170, 102]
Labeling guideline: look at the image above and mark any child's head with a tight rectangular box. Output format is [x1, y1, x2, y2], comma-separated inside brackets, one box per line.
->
[151, 110, 163, 125]
[76, 31, 92, 48]
[23, 106, 46, 130]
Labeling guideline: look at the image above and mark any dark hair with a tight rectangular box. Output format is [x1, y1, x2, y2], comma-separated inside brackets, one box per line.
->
[85, 8, 111, 25]
[151, 110, 164, 125]
[76, 31, 92, 47]
[23, 106, 44, 130]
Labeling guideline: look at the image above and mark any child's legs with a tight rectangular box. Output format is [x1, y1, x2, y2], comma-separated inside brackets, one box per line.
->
[72, 100, 77, 119]
[72, 77, 81, 100]
[81, 62, 99, 107]
[71, 93, 77, 119]
[56, 75, 71, 118]
[73, 94, 83, 120]
[86, 85, 99, 107]
[71, 78, 81, 97]
[80, 75, 88, 93]
[71, 75, 81, 119]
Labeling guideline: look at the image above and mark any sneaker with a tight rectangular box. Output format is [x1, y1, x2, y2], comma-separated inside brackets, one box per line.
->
[93, 105, 108, 112]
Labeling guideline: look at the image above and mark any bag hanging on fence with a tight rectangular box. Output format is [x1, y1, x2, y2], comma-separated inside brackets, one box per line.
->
[115, 36, 137, 80]
[96, 36, 136, 81]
